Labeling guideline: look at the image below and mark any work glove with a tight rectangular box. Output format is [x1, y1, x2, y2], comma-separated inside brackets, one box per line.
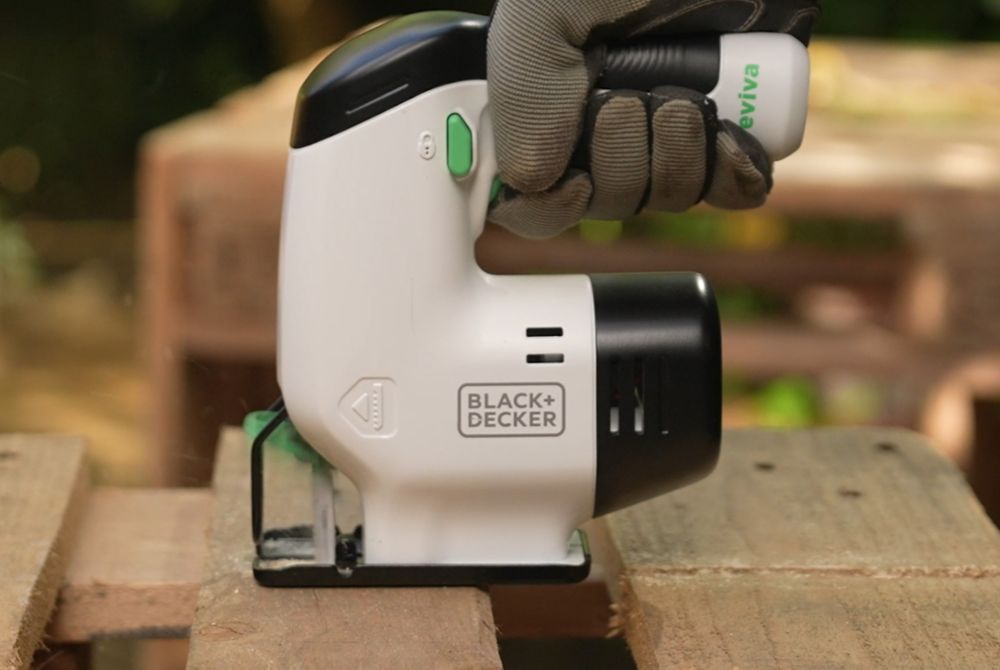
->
[486, 0, 820, 238]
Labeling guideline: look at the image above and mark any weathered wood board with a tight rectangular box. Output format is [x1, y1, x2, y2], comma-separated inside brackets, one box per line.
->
[185, 428, 501, 669]
[601, 428, 1000, 669]
[49, 487, 212, 642]
[0, 435, 88, 669]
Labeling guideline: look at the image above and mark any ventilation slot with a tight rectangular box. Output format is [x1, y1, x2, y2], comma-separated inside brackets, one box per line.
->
[647, 356, 670, 435]
[526, 327, 563, 337]
[604, 357, 669, 437]
[609, 358, 620, 435]
[634, 360, 645, 435]
[617, 358, 635, 435]
[645, 356, 669, 436]
[527, 353, 564, 364]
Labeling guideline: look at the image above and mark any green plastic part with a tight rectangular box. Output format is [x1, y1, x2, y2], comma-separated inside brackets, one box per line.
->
[490, 175, 502, 203]
[243, 410, 325, 466]
[446, 113, 473, 177]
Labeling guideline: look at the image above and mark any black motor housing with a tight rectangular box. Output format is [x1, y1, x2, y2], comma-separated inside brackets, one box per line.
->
[590, 273, 721, 516]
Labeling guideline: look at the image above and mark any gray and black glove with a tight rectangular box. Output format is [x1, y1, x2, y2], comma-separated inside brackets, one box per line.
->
[486, 0, 820, 238]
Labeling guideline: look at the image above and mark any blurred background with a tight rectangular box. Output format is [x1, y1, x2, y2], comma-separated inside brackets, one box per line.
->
[2, 2, 1000, 512]
[3, 1, 1000, 667]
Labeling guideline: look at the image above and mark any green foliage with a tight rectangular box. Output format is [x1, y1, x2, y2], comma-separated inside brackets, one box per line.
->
[0, 203, 39, 301]
[817, 0, 1000, 40]
[755, 377, 820, 428]
[786, 217, 900, 252]
[631, 211, 728, 247]
[0, 0, 274, 218]
[715, 287, 786, 322]
[579, 219, 624, 244]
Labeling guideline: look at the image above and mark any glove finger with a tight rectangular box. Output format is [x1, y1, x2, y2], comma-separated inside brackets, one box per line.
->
[487, 171, 593, 240]
[488, 0, 656, 194]
[585, 90, 649, 220]
[755, 0, 822, 43]
[622, 0, 770, 37]
[703, 119, 773, 210]
[623, 0, 821, 44]
[488, 0, 820, 198]
[648, 86, 717, 213]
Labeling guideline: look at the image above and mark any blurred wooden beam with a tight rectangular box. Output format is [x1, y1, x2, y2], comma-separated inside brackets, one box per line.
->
[723, 322, 915, 377]
[49, 488, 212, 643]
[0, 435, 88, 669]
[476, 225, 905, 295]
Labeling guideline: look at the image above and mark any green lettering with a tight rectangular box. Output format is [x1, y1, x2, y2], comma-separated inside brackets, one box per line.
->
[740, 64, 760, 126]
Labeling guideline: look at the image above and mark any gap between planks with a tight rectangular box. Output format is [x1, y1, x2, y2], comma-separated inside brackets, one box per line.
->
[48, 487, 212, 643]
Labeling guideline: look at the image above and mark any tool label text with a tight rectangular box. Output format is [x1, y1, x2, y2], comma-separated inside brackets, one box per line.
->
[739, 63, 760, 129]
[459, 383, 565, 437]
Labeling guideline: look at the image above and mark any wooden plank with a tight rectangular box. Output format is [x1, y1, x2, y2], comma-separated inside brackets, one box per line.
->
[0, 435, 89, 669]
[46, 488, 610, 643]
[186, 428, 501, 669]
[617, 573, 1000, 669]
[476, 226, 906, 298]
[724, 322, 915, 377]
[49, 488, 212, 642]
[139, 122, 187, 486]
[601, 428, 1000, 669]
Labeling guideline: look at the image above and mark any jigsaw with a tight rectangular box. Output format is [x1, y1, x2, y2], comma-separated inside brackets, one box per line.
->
[249, 11, 809, 587]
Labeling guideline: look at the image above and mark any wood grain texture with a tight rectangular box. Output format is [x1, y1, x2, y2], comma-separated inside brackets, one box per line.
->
[186, 428, 501, 669]
[45, 488, 607, 643]
[619, 573, 1000, 669]
[0, 435, 88, 669]
[49, 488, 212, 642]
[602, 428, 1000, 669]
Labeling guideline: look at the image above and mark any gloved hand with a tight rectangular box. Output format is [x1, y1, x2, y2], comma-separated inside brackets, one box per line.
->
[486, 0, 820, 238]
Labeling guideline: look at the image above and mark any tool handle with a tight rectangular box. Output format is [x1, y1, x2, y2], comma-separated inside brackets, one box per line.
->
[595, 33, 810, 159]
[598, 36, 722, 93]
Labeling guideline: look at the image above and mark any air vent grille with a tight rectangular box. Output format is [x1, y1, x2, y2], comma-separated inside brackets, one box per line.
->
[606, 356, 668, 438]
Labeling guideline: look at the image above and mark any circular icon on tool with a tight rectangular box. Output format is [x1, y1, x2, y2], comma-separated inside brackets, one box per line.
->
[417, 132, 436, 160]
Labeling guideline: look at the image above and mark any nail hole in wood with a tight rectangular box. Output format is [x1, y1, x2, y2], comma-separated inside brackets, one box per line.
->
[754, 462, 775, 472]
[838, 487, 862, 498]
[876, 442, 897, 453]
[0, 450, 17, 461]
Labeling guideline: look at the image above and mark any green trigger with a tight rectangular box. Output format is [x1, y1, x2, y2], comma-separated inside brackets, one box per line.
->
[446, 113, 473, 177]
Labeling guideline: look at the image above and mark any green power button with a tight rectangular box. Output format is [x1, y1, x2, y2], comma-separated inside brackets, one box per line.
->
[446, 113, 473, 178]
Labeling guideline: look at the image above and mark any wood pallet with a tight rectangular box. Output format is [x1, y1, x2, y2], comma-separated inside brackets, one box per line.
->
[6, 427, 1000, 668]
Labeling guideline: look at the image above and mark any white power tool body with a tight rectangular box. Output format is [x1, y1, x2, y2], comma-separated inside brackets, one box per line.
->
[251, 11, 809, 587]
